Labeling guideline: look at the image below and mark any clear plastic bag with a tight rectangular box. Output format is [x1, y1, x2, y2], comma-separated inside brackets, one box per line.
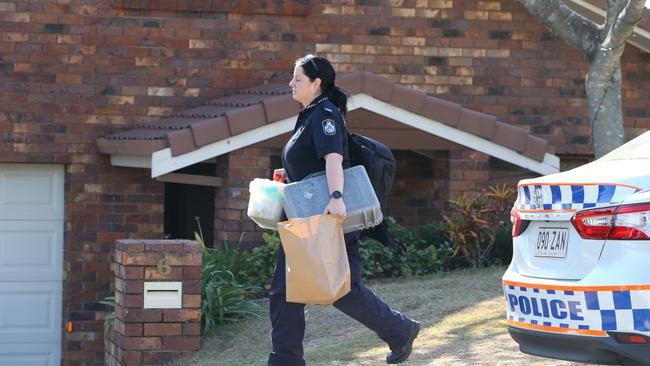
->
[247, 178, 286, 230]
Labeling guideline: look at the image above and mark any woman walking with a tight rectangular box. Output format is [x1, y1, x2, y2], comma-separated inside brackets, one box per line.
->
[267, 55, 420, 366]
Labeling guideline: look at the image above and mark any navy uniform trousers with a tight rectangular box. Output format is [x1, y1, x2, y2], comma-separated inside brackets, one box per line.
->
[267, 231, 413, 366]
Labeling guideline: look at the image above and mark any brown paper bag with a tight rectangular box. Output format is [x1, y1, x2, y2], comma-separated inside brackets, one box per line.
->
[278, 214, 351, 305]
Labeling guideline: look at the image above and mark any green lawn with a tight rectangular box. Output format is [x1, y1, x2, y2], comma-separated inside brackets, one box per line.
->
[168, 266, 577, 366]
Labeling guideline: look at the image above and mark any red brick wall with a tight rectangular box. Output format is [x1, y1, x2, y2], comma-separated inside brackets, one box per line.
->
[1, 0, 649, 364]
[65, 163, 164, 364]
[2, 2, 650, 161]
[390, 150, 536, 226]
[389, 150, 449, 225]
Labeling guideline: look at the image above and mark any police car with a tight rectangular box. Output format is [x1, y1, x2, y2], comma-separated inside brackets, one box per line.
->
[503, 131, 650, 366]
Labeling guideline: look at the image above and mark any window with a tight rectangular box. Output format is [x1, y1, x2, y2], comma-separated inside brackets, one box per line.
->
[164, 163, 216, 247]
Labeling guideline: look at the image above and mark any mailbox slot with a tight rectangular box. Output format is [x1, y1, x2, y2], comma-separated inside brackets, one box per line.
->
[143, 281, 182, 309]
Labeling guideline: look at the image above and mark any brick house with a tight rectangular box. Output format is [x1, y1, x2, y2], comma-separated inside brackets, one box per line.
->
[0, 0, 648, 364]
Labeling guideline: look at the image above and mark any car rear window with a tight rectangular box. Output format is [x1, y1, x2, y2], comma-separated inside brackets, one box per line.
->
[599, 131, 650, 161]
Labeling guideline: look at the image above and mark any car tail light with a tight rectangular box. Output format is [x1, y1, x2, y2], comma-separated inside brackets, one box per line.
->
[511, 209, 530, 237]
[610, 332, 649, 344]
[571, 207, 616, 239]
[571, 203, 650, 240]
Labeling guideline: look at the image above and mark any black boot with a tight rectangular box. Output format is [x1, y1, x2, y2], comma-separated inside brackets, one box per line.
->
[386, 321, 420, 364]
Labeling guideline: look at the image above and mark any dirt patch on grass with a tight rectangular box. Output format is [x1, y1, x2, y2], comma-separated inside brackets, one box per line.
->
[169, 266, 591, 366]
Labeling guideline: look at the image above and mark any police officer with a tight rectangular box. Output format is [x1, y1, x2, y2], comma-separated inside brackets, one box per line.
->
[267, 55, 420, 366]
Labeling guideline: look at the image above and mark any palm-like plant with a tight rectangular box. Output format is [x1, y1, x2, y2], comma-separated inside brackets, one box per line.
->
[484, 184, 516, 222]
[443, 184, 516, 269]
[443, 194, 495, 269]
[196, 231, 263, 335]
[99, 295, 116, 337]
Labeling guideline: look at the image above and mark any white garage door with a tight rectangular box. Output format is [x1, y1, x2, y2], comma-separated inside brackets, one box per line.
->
[0, 164, 64, 366]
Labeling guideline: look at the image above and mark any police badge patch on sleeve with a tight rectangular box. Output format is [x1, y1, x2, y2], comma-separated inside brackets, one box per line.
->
[322, 119, 336, 136]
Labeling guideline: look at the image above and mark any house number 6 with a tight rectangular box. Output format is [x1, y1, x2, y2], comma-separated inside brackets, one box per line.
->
[157, 257, 171, 275]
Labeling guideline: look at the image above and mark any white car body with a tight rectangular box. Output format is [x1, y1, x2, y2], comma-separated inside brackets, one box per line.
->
[503, 131, 650, 365]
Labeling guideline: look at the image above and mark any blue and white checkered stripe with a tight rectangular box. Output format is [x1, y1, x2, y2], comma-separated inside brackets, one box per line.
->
[584, 290, 650, 332]
[504, 284, 650, 334]
[515, 184, 640, 211]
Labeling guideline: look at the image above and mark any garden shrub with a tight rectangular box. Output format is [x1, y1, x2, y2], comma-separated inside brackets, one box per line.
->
[198, 233, 263, 335]
[359, 218, 454, 279]
[243, 231, 280, 292]
[443, 184, 515, 269]
[484, 185, 515, 265]
[361, 184, 515, 276]
[201, 262, 262, 334]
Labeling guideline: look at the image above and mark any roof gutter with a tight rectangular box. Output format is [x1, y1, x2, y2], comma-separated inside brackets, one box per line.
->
[564, 0, 650, 53]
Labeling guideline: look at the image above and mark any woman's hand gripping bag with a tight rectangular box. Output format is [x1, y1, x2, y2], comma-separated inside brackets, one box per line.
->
[278, 214, 351, 305]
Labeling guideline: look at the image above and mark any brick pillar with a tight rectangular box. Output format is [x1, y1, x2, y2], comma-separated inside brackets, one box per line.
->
[106, 240, 202, 365]
[214, 147, 272, 249]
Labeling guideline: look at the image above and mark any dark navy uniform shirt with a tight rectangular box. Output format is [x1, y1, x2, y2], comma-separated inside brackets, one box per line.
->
[281, 95, 350, 182]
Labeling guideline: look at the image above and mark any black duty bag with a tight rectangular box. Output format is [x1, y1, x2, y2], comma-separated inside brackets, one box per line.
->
[348, 133, 406, 253]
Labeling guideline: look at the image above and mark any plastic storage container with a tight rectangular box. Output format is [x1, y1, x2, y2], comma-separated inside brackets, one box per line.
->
[247, 178, 286, 230]
[282, 165, 383, 233]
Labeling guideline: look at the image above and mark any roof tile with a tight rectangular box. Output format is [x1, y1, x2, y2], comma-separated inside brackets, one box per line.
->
[190, 117, 231, 147]
[206, 93, 266, 107]
[493, 121, 528, 152]
[174, 105, 231, 118]
[105, 128, 169, 139]
[241, 83, 291, 95]
[97, 137, 167, 155]
[262, 94, 301, 123]
[458, 108, 496, 140]
[523, 135, 549, 161]
[422, 96, 462, 127]
[226, 104, 267, 135]
[136, 117, 200, 130]
[337, 73, 363, 94]
[391, 85, 425, 114]
[361, 72, 393, 101]
[166, 129, 196, 157]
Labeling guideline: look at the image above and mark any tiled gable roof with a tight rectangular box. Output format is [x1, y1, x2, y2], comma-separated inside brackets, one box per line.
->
[97, 71, 550, 162]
